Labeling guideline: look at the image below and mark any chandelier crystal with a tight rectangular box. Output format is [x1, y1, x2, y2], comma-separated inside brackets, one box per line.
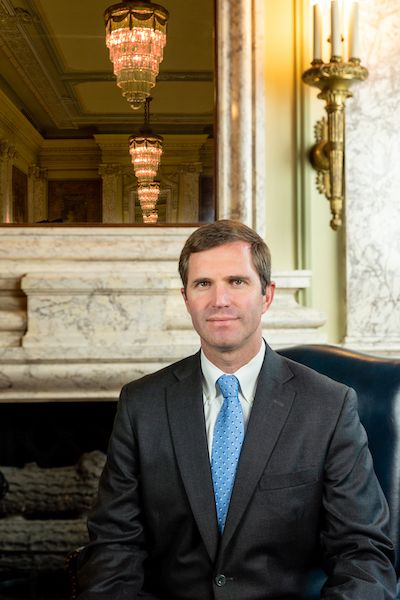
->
[137, 181, 160, 213]
[129, 96, 163, 181]
[104, 1, 169, 110]
[142, 210, 158, 223]
[129, 133, 163, 181]
[130, 98, 162, 222]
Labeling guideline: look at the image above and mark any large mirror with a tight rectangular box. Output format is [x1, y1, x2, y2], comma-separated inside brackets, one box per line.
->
[0, 0, 215, 224]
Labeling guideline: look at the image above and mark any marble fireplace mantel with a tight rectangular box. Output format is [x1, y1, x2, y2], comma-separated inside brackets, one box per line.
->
[0, 227, 326, 402]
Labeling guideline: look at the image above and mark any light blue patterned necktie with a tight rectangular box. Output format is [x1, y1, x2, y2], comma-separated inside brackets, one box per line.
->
[211, 374, 244, 532]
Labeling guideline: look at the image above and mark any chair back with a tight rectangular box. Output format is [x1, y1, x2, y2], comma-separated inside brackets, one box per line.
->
[277, 344, 400, 576]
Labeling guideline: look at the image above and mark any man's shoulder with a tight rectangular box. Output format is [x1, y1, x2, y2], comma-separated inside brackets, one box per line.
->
[272, 348, 352, 400]
[271, 352, 356, 426]
[122, 351, 200, 397]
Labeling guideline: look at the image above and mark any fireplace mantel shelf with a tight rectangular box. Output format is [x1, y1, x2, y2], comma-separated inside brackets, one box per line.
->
[0, 227, 326, 403]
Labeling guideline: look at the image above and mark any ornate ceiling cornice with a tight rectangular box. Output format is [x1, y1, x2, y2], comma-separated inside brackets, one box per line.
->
[0, 1, 77, 130]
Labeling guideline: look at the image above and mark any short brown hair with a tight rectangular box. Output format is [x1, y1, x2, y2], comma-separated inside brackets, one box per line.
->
[179, 220, 271, 293]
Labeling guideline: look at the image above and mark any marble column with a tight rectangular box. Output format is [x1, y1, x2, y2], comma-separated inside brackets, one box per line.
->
[98, 163, 124, 223]
[0, 140, 16, 223]
[344, 0, 400, 357]
[217, 0, 265, 235]
[28, 165, 48, 223]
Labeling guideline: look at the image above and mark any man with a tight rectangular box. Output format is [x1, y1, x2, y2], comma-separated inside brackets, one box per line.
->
[77, 220, 396, 599]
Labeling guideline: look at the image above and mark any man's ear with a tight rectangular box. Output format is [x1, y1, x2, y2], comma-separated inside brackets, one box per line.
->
[181, 287, 187, 304]
[262, 281, 276, 314]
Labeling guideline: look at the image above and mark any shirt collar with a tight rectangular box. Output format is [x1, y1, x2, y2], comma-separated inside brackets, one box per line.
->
[201, 340, 266, 405]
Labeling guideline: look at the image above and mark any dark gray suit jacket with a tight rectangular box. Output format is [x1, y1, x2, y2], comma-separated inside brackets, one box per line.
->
[77, 345, 396, 599]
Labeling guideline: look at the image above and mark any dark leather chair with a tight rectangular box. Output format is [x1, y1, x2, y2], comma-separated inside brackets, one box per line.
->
[277, 344, 400, 598]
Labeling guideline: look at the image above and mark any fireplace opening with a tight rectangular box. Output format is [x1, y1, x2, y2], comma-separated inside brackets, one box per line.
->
[0, 401, 117, 600]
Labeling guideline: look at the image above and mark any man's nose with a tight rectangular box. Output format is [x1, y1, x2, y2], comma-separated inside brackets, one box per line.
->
[211, 283, 230, 307]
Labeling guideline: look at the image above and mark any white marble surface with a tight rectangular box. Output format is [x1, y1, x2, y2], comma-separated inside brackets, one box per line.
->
[344, 0, 400, 356]
[0, 227, 326, 402]
[0, 275, 26, 346]
[217, 0, 266, 235]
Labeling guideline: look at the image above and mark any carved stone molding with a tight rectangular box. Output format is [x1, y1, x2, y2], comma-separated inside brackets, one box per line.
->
[0, 3, 74, 129]
[0, 275, 26, 347]
[0, 140, 16, 162]
[0, 6, 38, 25]
[98, 163, 124, 178]
[28, 165, 47, 180]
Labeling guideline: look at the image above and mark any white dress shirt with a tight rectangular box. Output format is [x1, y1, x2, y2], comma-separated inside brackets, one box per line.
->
[200, 340, 266, 455]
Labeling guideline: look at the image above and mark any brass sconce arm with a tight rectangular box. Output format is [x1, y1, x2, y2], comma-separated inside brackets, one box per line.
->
[303, 59, 368, 230]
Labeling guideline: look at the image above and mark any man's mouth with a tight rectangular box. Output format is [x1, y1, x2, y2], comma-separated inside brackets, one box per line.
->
[207, 316, 238, 322]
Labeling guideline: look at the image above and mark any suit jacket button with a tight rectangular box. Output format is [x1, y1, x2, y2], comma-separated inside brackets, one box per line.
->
[215, 574, 226, 587]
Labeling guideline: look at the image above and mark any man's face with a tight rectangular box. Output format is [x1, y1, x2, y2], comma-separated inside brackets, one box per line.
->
[182, 241, 275, 363]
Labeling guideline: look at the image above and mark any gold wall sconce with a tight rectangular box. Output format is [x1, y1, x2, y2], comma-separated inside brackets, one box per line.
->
[302, 1, 368, 230]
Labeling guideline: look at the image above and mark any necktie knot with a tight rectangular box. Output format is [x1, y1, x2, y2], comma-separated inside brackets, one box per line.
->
[217, 374, 239, 400]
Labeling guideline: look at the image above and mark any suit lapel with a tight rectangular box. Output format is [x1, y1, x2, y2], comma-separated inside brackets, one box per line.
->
[166, 353, 219, 563]
[220, 346, 296, 550]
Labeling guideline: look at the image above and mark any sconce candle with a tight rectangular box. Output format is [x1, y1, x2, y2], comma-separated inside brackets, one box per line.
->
[313, 3, 322, 61]
[349, 1, 360, 58]
[330, 1, 341, 58]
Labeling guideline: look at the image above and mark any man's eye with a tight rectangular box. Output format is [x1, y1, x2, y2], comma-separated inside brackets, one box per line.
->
[232, 279, 244, 286]
[197, 281, 210, 288]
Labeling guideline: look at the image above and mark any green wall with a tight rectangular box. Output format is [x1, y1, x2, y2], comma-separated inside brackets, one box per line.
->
[264, 0, 343, 343]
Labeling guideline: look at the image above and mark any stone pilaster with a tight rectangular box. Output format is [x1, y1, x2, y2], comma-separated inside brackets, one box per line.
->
[122, 171, 137, 224]
[0, 140, 16, 223]
[177, 163, 202, 223]
[28, 165, 48, 223]
[98, 164, 124, 223]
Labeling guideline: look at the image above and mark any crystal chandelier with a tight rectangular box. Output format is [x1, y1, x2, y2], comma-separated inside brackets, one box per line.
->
[104, 0, 169, 110]
[130, 98, 162, 223]
[137, 181, 160, 213]
[129, 133, 163, 181]
[142, 210, 158, 224]
[129, 97, 163, 181]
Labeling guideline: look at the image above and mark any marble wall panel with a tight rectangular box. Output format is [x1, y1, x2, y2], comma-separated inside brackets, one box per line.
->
[345, 0, 400, 356]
